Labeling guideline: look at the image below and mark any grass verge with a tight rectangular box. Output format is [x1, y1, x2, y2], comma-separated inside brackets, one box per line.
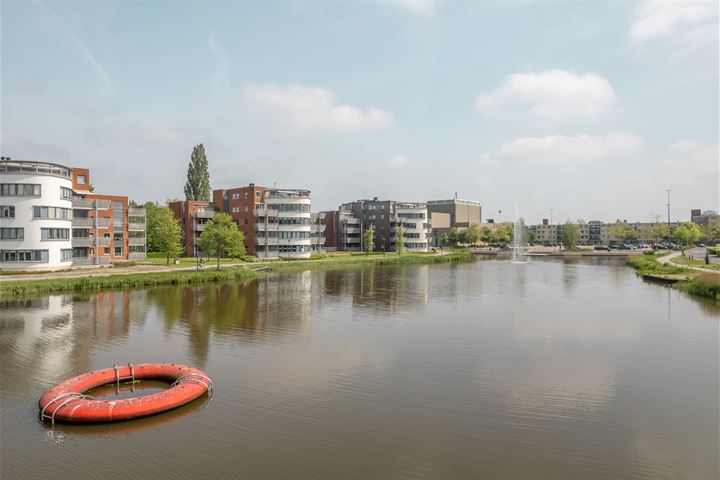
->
[670, 255, 720, 271]
[626, 253, 720, 301]
[0, 250, 472, 298]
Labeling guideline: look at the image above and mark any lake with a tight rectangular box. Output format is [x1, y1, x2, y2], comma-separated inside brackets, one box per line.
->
[1, 257, 718, 479]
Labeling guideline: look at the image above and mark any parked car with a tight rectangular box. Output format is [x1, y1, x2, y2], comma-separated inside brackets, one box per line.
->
[697, 243, 706, 248]
[594, 245, 611, 251]
[617, 244, 633, 250]
[652, 243, 665, 249]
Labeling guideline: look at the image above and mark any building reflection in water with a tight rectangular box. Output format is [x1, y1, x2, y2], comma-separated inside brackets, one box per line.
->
[1, 264, 435, 383]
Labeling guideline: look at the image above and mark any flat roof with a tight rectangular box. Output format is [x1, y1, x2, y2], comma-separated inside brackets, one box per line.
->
[427, 199, 482, 206]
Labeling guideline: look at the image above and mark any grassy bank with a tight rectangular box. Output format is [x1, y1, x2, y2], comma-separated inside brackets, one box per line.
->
[676, 274, 720, 301]
[0, 267, 257, 298]
[626, 253, 720, 301]
[670, 254, 720, 271]
[0, 250, 472, 298]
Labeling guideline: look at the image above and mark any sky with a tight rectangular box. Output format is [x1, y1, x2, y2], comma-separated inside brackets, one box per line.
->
[1, 0, 718, 224]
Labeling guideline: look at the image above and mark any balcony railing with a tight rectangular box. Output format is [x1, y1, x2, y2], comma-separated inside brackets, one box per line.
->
[128, 222, 145, 231]
[72, 217, 111, 228]
[254, 206, 279, 216]
[193, 210, 216, 219]
[128, 252, 146, 260]
[128, 207, 146, 216]
[128, 237, 145, 246]
[71, 237, 110, 247]
[193, 223, 206, 231]
[72, 198, 111, 210]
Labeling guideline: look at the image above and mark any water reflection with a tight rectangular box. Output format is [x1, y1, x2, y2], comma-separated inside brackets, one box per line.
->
[0, 259, 718, 480]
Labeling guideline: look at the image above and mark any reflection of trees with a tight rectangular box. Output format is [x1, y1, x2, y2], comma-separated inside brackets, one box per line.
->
[321, 265, 429, 315]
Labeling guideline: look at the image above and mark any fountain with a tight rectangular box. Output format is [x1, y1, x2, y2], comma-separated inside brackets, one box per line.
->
[511, 204, 527, 263]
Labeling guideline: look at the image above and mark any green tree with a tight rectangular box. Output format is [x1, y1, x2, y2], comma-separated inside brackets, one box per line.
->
[672, 221, 702, 249]
[144, 201, 162, 252]
[184, 144, 211, 201]
[609, 220, 637, 243]
[494, 223, 513, 244]
[198, 213, 245, 269]
[562, 220, 581, 250]
[362, 228, 374, 254]
[479, 226, 493, 244]
[440, 232, 450, 248]
[153, 207, 183, 265]
[641, 222, 668, 244]
[395, 225, 405, 254]
[464, 224, 482, 246]
[527, 229, 537, 245]
[448, 227, 462, 246]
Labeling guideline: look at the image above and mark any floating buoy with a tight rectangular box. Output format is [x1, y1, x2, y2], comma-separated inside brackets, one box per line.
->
[38, 363, 212, 424]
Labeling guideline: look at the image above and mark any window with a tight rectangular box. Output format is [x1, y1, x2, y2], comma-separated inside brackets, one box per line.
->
[41, 228, 70, 240]
[244, 219, 248, 225]
[0, 206, 15, 218]
[104, 248, 111, 255]
[1, 184, 40, 196]
[77, 175, 86, 184]
[255, 192, 261, 197]
[0, 228, 24, 240]
[61, 187, 73, 199]
[33, 206, 72, 219]
[232, 193, 239, 200]
[114, 247, 123, 256]
[244, 206, 249, 212]
[61, 249, 73, 261]
[1, 250, 48, 262]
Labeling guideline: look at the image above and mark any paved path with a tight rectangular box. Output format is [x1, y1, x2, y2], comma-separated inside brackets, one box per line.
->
[658, 252, 720, 275]
[684, 247, 720, 265]
[0, 261, 249, 283]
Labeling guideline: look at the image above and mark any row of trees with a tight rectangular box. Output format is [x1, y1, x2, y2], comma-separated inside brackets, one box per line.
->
[558, 219, 706, 250]
[144, 203, 244, 268]
[441, 223, 515, 247]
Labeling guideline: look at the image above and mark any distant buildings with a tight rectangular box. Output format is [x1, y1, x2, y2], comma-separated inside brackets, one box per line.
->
[691, 209, 719, 226]
[170, 185, 324, 259]
[426, 198, 482, 247]
[0, 159, 146, 270]
[321, 198, 430, 252]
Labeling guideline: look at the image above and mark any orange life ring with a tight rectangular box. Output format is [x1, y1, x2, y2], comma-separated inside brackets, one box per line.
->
[38, 363, 212, 424]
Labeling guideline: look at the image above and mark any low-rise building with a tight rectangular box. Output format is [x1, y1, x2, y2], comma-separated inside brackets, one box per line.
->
[426, 198, 482, 247]
[0, 159, 145, 270]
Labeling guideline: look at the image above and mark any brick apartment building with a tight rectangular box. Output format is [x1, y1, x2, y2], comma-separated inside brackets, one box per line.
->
[171, 184, 324, 259]
[324, 198, 430, 252]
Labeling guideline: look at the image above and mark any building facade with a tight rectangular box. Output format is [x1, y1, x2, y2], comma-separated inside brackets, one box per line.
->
[691, 209, 719, 226]
[171, 185, 320, 260]
[426, 198, 482, 248]
[326, 198, 430, 252]
[0, 159, 145, 270]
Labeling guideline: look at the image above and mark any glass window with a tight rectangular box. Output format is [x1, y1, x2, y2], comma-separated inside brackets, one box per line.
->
[77, 175, 86, 184]
[41, 228, 70, 240]
[0, 206, 15, 218]
[1, 183, 41, 196]
[61, 249, 73, 261]
[0, 228, 24, 239]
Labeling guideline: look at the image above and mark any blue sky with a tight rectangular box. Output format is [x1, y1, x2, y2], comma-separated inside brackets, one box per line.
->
[2, 0, 718, 223]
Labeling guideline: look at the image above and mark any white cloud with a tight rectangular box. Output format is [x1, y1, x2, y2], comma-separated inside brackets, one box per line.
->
[208, 32, 231, 90]
[243, 84, 395, 134]
[383, 0, 435, 16]
[480, 133, 643, 165]
[628, 0, 718, 47]
[384, 154, 411, 170]
[662, 139, 719, 183]
[475, 70, 616, 120]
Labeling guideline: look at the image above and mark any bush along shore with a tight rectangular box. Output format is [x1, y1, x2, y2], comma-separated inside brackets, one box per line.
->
[0, 251, 472, 298]
[626, 253, 720, 301]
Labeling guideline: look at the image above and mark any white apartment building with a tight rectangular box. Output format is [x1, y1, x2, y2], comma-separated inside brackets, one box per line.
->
[255, 189, 313, 259]
[1, 160, 74, 270]
[393, 202, 430, 252]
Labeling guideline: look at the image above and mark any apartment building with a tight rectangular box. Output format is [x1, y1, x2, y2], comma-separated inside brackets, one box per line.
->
[0, 159, 145, 270]
[326, 198, 430, 252]
[171, 185, 321, 259]
[169, 200, 216, 257]
[691, 209, 719, 226]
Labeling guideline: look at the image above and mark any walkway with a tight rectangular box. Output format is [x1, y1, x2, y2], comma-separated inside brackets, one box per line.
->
[658, 252, 720, 275]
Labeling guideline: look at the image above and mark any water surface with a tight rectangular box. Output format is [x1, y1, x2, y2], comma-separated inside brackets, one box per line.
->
[1, 258, 718, 479]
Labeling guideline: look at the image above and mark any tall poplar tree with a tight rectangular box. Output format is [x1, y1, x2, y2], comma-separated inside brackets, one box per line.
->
[184, 144, 211, 201]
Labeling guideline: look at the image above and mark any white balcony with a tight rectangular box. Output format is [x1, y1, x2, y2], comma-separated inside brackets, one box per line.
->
[128, 207, 146, 217]
[72, 217, 111, 228]
[194, 210, 216, 219]
[128, 252, 146, 260]
[128, 237, 145, 246]
[72, 198, 111, 210]
[128, 222, 145, 231]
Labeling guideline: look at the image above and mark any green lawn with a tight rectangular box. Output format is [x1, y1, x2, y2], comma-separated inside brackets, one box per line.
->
[670, 255, 720, 271]
[142, 256, 242, 268]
